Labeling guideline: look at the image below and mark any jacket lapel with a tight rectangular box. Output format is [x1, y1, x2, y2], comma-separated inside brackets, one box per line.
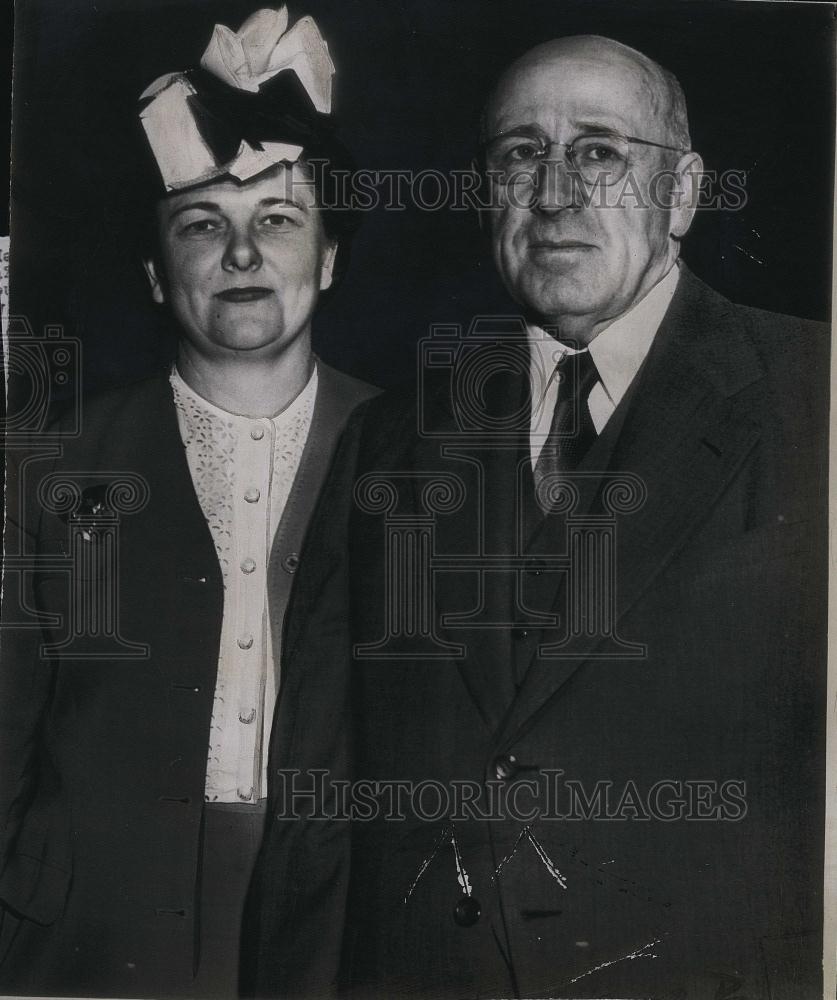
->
[270, 363, 377, 671]
[424, 363, 529, 733]
[266, 362, 374, 680]
[495, 268, 766, 749]
[133, 372, 223, 591]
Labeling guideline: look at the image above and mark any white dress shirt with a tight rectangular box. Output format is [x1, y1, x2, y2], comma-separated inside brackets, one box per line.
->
[528, 263, 680, 465]
[170, 364, 318, 803]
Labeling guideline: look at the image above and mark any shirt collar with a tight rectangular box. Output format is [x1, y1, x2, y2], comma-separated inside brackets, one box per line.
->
[527, 262, 680, 408]
[169, 362, 319, 428]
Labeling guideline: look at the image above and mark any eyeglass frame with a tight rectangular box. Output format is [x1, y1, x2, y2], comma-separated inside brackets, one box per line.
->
[479, 126, 691, 187]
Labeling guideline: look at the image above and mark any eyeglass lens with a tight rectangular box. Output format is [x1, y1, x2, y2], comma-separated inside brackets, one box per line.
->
[487, 134, 631, 186]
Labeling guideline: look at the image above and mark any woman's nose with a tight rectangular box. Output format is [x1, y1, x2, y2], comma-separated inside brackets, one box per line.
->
[221, 227, 263, 271]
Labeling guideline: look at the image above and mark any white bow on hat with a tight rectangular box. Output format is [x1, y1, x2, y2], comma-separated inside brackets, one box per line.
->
[139, 6, 335, 192]
[201, 6, 332, 112]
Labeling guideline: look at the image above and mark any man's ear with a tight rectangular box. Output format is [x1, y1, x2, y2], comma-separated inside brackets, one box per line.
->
[143, 257, 166, 305]
[319, 241, 338, 291]
[470, 157, 492, 236]
[669, 151, 704, 240]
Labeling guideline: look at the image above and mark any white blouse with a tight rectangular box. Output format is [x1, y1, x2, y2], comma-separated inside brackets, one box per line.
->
[170, 365, 318, 803]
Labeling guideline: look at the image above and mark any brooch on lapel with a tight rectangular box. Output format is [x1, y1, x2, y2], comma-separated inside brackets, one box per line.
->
[40, 474, 151, 527]
[35, 473, 152, 660]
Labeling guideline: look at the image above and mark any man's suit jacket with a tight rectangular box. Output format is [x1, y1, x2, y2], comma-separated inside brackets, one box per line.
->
[253, 269, 828, 999]
[0, 361, 375, 997]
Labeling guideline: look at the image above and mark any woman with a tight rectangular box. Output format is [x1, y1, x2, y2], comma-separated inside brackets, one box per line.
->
[0, 7, 375, 996]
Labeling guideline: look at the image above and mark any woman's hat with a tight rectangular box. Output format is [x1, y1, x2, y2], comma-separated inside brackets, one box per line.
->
[139, 6, 337, 192]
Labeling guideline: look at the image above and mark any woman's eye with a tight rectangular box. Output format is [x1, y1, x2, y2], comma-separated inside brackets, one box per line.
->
[262, 214, 294, 228]
[181, 219, 220, 234]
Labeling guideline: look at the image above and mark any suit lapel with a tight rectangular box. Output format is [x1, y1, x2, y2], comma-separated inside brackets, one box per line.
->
[495, 268, 766, 749]
[425, 365, 529, 733]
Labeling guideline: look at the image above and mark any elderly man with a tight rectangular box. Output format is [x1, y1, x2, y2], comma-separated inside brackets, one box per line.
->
[0, 7, 375, 998]
[253, 36, 827, 998]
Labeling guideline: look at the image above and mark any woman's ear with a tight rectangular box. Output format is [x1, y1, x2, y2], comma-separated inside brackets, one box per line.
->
[319, 242, 338, 291]
[143, 256, 166, 305]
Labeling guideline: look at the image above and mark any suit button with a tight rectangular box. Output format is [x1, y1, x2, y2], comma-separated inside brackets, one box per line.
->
[282, 553, 299, 574]
[511, 627, 529, 641]
[493, 754, 518, 781]
[453, 896, 481, 927]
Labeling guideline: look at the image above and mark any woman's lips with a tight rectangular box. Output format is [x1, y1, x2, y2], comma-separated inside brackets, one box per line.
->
[529, 240, 595, 253]
[215, 287, 273, 303]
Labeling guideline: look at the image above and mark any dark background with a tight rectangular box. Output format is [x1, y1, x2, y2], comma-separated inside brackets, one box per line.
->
[9, 0, 835, 394]
[1, 2, 9, 237]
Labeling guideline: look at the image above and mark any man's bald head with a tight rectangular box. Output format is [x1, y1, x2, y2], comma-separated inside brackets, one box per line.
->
[482, 35, 690, 152]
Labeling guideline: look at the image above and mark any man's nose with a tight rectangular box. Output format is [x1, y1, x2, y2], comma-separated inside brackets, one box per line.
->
[530, 150, 581, 213]
[222, 227, 263, 271]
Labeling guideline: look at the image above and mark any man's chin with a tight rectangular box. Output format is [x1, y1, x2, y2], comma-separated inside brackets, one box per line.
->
[520, 291, 592, 327]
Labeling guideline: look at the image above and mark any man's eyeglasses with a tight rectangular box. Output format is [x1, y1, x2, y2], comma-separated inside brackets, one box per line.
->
[481, 129, 689, 187]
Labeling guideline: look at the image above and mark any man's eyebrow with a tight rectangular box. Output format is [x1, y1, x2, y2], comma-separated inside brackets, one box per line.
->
[486, 123, 548, 143]
[573, 119, 629, 136]
[487, 120, 631, 143]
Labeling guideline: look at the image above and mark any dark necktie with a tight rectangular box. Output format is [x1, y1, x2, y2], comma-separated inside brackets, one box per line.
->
[532, 349, 599, 498]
